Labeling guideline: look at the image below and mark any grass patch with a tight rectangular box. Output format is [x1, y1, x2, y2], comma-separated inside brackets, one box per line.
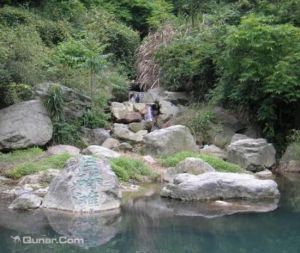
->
[110, 157, 158, 182]
[160, 151, 241, 173]
[0, 147, 43, 164]
[5, 153, 71, 179]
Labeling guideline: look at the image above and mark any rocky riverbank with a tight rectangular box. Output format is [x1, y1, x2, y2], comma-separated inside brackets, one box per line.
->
[0, 85, 299, 218]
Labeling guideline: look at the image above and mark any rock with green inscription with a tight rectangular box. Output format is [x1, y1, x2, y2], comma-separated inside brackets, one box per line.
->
[42, 155, 121, 212]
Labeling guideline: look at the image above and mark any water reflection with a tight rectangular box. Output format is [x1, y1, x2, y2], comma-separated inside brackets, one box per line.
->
[0, 176, 300, 253]
[44, 208, 121, 249]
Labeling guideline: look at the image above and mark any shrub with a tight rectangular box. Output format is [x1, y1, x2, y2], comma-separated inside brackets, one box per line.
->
[109, 70, 130, 102]
[0, 6, 34, 26]
[174, 104, 221, 145]
[82, 8, 140, 76]
[80, 108, 109, 129]
[36, 19, 71, 47]
[155, 31, 217, 101]
[1, 83, 32, 106]
[0, 24, 48, 86]
[87, 0, 174, 35]
[188, 111, 215, 138]
[160, 151, 241, 172]
[52, 121, 82, 146]
[110, 157, 157, 181]
[218, 14, 300, 142]
[42, 0, 86, 22]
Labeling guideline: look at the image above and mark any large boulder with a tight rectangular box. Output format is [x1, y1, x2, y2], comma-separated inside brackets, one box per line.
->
[162, 91, 189, 105]
[157, 100, 181, 127]
[161, 172, 280, 201]
[112, 123, 147, 143]
[0, 100, 53, 150]
[164, 157, 215, 182]
[34, 82, 91, 120]
[9, 193, 42, 210]
[102, 138, 120, 150]
[176, 157, 215, 174]
[111, 102, 144, 123]
[80, 127, 110, 146]
[143, 125, 198, 156]
[200, 145, 228, 160]
[122, 112, 143, 124]
[203, 107, 260, 148]
[111, 102, 133, 119]
[139, 88, 189, 105]
[278, 142, 300, 173]
[82, 145, 120, 159]
[42, 155, 121, 212]
[227, 135, 276, 172]
[128, 121, 146, 133]
[139, 87, 163, 103]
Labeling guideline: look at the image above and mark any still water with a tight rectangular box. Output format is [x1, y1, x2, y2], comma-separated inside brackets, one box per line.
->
[0, 175, 300, 253]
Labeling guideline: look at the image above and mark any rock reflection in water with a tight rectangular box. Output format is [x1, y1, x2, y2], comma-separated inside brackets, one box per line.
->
[0, 196, 49, 235]
[44, 208, 121, 249]
[277, 174, 300, 212]
[119, 188, 279, 252]
[124, 191, 279, 219]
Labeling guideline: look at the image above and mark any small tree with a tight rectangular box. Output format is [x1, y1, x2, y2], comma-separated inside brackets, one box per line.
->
[81, 43, 109, 101]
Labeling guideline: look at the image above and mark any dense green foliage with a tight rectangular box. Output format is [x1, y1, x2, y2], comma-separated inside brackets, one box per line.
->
[0, 0, 299, 150]
[0, 3, 139, 112]
[160, 151, 242, 172]
[154, 0, 300, 148]
[220, 14, 300, 142]
[110, 156, 158, 181]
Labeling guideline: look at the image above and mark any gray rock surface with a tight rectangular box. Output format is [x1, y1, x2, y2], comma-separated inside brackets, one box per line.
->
[18, 169, 60, 186]
[200, 145, 228, 160]
[227, 136, 276, 172]
[42, 155, 121, 212]
[118, 142, 133, 152]
[82, 145, 120, 159]
[230, 134, 249, 143]
[278, 142, 300, 173]
[81, 127, 110, 146]
[47, 145, 80, 156]
[162, 91, 189, 105]
[113, 123, 147, 143]
[139, 87, 163, 103]
[102, 138, 120, 150]
[0, 100, 53, 150]
[111, 102, 133, 121]
[165, 157, 215, 182]
[255, 170, 274, 180]
[129, 121, 146, 133]
[157, 100, 181, 127]
[143, 125, 198, 156]
[161, 172, 279, 201]
[9, 193, 42, 210]
[122, 111, 143, 124]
